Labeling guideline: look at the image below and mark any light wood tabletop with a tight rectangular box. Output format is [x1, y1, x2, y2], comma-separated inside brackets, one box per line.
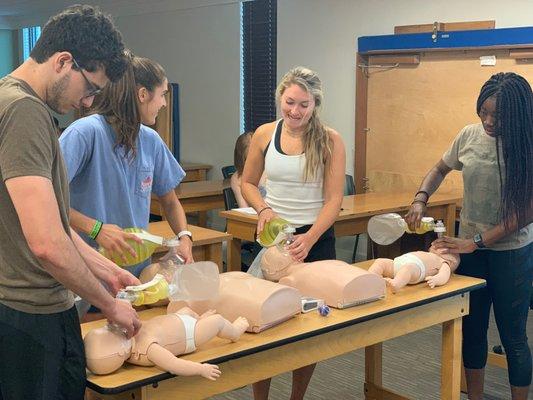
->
[84, 261, 484, 400]
[147, 221, 231, 270]
[220, 190, 462, 271]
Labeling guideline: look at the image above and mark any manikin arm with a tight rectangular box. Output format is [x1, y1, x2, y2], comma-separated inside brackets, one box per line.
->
[425, 263, 452, 288]
[146, 343, 221, 380]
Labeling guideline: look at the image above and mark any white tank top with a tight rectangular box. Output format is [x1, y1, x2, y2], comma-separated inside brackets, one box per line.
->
[264, 120, 324, 226]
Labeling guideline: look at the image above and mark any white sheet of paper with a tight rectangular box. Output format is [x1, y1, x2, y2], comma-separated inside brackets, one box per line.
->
[480, 55, 496, 66]
[232, 207, 257, 215]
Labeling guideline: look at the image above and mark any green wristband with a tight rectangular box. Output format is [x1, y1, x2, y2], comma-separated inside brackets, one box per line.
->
[89, 220, 103, 240]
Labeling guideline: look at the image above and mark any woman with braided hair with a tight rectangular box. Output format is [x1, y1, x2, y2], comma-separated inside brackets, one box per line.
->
[406, 72, 532, 400]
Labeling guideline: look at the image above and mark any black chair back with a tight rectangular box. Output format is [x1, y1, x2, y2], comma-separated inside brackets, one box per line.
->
[344, 174, 355, 196]
[222, 187, 238, 210]
[221, 165, 236, 179]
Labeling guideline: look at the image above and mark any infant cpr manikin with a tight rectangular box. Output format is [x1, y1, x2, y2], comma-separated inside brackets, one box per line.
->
[368, 245, 460, 293]
[84, 307, 248, 380]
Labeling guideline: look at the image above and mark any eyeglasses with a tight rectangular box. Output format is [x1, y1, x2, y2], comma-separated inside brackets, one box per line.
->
[72, 57, 102, 99]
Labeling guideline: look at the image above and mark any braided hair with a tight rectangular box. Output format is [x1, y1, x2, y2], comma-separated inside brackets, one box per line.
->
[477, 72, 533, 229]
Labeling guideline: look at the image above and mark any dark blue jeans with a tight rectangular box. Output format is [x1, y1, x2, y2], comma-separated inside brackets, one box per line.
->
[457, 242, 532, 386]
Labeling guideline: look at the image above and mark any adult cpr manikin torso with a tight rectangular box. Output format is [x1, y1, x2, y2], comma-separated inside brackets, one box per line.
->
[261, 247, 386, 308]
[166, 271, 302, 333]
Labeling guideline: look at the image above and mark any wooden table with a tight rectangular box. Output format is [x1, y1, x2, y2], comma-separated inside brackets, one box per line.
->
[84, 260, 485, 400]
[151, 179, 230, 227]
[148, 221, 231, 270]
[220, 191, 462, 271]
[181, 162, 212, 183]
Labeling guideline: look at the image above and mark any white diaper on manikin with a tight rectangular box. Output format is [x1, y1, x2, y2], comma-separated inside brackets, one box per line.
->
[177, 314, 197, 353]
[393, 253, 426, 284]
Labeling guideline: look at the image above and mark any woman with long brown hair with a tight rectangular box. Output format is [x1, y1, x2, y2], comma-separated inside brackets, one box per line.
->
[60, 52, 193, 279]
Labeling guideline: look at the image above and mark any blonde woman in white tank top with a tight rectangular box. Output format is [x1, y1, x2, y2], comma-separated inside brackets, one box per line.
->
[241, 67, 346, 400]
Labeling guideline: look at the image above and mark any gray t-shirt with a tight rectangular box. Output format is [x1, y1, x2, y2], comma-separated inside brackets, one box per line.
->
[442, 123, 532, 250]
[0, 75, 73, 313]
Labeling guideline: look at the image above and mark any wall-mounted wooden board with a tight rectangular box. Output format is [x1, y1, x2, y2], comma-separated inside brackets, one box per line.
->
[363, 49, 533, 193]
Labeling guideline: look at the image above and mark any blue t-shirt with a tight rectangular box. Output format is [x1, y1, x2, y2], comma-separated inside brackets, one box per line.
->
[60, 114, 185, 275]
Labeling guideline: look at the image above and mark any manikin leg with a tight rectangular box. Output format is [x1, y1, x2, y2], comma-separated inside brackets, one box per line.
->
[386, 264, 421, 293]
[194, 314, 248, 345]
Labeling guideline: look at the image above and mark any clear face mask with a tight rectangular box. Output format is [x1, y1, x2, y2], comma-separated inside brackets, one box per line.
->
[276, 226, 296, 255]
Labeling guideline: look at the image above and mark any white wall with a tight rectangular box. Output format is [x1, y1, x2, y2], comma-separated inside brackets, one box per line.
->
[114, 3, 241, 175]
[277, 0, 533, 176]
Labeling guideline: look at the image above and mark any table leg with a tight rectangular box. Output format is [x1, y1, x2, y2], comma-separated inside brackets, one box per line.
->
[204, 243, 223, 272]
[198, 211, 207, 227]
[445, 203, 457, 238]
[364, 343, 410, 400]
[441, 317, 462, 400]
[364, 343, 382, 399]
[228, 238, 242, 272]
[461, 362, 467, 393]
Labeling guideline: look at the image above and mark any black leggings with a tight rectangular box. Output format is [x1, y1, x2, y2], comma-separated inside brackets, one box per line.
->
[295, 225, 336, 262]
[456, 242, 532, 387]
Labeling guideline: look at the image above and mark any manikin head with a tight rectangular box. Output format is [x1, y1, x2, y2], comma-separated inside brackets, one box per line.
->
[260, 246, 301, 281]
[428, 245, 460, 271]
[84, 325, 132, 375]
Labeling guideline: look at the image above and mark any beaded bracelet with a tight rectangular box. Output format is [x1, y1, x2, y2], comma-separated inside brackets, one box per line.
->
[89, 220, 103, 240]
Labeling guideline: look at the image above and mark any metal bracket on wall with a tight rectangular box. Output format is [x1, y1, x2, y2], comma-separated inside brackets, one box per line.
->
[357, 63, 399, 78]
[431, 21, 439, 42]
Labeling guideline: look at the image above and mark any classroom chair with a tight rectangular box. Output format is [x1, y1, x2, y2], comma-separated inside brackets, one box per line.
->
[222, 187, 258, 271]
[221, 165, 236, 179]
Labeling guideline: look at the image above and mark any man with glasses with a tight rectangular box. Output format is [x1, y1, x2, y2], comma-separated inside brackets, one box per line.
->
[0, 5, 141, 400]
[72, 57, 103, 99]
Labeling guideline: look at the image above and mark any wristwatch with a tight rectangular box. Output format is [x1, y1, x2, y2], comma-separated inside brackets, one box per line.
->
[177, 230, 193, 242]
[473, 233, 485, 249]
